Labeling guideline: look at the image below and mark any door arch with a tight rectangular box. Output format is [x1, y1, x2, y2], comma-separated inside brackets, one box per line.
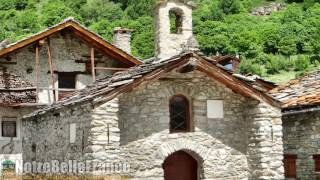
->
[163, 150, 198, 180]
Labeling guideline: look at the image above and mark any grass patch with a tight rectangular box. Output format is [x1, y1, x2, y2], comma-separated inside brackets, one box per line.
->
[251, 0, 285, 8]
[264, 70, 297, 85]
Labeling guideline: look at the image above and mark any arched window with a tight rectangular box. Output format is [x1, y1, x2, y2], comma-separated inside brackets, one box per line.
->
[169, 95, 190, 133]
[169, 9, 183, 34]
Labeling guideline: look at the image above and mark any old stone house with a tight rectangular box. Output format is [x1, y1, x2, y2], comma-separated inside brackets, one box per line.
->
[0, 17, 141, 173]
[0, 0, 319, 180]
[271, 71, 320, 179]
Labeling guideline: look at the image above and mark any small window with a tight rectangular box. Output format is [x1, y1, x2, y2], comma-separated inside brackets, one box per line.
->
[283, 154, 297, 178]
[313, 155, 320, 172]
[169, 9, 183, 34]
[169, 95, 190, 133]
[1, 118, 17, 138]
[58, 72, 76, 100]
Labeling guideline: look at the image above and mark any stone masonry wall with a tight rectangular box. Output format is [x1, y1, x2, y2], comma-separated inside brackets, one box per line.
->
[116, 70, 250, 179]
[247, 102, 284, 179]
[84, 99, 122, 168]
[22, 103, 93, 164]
[283, 111, 320, 179]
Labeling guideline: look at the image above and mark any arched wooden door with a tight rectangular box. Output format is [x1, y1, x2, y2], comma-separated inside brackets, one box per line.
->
[163, 151, 198, 180]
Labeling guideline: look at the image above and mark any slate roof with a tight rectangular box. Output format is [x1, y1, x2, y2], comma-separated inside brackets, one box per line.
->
[0, 70, 36, 104]
[270, 70, 320, 111]
[24, 52, 279, 118]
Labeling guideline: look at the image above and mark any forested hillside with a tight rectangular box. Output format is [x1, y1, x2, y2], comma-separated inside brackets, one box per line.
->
[1, 0, 320, 83]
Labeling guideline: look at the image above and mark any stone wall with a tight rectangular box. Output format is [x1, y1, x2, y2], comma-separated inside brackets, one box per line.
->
[247, 102, 284, 179]
[116, 70, 249, 179]
[283, 111, 320, 179]
[22, 103, 93, 163]
[85, 99, 121, 165]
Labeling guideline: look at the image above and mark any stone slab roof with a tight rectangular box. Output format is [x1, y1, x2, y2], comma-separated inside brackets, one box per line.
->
[24, 51, 279, 118]
[270, 70, 320, 111]
[0, 70, 36, 104]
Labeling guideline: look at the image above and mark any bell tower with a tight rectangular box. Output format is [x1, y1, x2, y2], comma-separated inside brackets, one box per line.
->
[155, 1, 196, 61]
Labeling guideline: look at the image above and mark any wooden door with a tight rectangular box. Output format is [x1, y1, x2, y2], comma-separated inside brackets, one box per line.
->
[283, 154, 297, 178]
[163, 151, 198, 180]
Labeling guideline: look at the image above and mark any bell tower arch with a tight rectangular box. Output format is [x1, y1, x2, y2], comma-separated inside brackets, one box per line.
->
[155, 1, 194, 61]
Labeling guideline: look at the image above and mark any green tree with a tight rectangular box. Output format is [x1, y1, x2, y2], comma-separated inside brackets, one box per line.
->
[41, 1, 82, 26]
[124, 0, 156, 19]
[218, 0, 243, 14]
[81, 0, 123, 24]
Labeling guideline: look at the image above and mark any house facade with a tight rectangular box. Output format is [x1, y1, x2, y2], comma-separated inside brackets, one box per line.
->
[0, 18, 141, 175]
[271, 71, 320, 179]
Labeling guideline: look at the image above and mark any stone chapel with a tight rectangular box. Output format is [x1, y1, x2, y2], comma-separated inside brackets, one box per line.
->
[0, 1, 319, 179]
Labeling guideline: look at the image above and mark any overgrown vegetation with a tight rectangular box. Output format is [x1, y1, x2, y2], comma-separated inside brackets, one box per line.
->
[1, 0, 320, 83]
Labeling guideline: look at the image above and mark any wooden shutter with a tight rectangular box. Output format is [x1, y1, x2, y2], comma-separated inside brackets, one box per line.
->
[313, 155, 320, 172]
[283, 154, 297, 178]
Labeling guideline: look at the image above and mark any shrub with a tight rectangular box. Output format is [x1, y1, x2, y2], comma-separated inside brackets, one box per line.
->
[238, 58, 266, 76]
[266, 55, 294, 74]
[294, 55, 311, 71]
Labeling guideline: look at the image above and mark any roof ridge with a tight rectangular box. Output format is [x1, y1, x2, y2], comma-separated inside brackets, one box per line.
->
[0, 18, 142, 65]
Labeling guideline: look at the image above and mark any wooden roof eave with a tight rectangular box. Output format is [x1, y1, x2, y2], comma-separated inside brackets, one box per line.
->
[67, 22, 141, 66]
[0, 20, 142, 66]
[193, 55, 281, 108]
[0, 22, 71, 58]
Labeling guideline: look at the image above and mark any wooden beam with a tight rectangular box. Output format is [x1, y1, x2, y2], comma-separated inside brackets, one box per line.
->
[0, 87, 36, 91]
[94, 67, 128, 71]
[35, 44, 40, 103]
[75, 59, 104, 64]
[39, 87, 76, 91]
[0, 87, 75, 91]
[47, 38, 56, 102]
[90, 47, 96, 82]
[0, 61, 17, 65]
[1, 103, 48, 107]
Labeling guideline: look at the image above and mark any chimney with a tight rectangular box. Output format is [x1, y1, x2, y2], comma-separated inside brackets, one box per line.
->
[113, 27, 133, 54]
[155, 1, 196, 61]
